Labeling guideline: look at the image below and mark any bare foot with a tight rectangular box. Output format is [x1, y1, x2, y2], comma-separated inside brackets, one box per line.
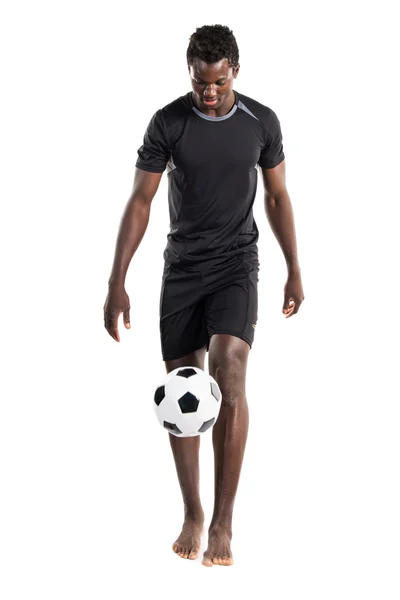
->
[172, 517, 204, 560]
[202, 526, 234, 566]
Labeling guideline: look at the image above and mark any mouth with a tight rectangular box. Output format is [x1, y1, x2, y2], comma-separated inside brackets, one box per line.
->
[203, 97, 218, 106]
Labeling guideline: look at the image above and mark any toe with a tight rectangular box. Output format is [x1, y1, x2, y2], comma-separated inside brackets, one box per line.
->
[202, 554, 213, 567]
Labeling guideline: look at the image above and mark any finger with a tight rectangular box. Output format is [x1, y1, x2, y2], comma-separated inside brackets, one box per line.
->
[282, 305, 294, 313]
[283, 299, 295, 311]
[123, 308, 131, 329]
[286, 303, 299, 317]
[284, 304, 296, 317]
[108, 325, 119, 341]
[105, 314, 120, 342]
[114, 320, 120, 342]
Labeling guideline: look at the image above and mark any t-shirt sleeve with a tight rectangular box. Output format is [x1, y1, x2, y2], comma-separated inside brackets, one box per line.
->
[257, 109, 285, 169]
[135, 109, 170, 173]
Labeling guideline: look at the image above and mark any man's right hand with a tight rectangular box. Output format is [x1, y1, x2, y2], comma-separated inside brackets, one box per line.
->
[103, 283, 131, 342]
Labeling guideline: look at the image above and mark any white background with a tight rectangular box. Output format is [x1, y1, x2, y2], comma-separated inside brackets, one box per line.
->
[1, 0, 399, 598]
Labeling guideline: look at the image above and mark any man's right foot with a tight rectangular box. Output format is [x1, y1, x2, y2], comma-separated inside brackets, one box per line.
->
[172, 517, 204, 560]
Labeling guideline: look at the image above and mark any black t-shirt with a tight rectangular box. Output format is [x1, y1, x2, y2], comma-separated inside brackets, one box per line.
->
[135, 89, 285, 271]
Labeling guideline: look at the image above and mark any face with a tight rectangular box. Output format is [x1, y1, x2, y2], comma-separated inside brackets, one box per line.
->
[188, 57, 240, 114]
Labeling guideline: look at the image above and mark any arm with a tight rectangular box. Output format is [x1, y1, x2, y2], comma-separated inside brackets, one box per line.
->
[259, 160, 300, 275]
[104, 106, 169, 342]
[260, 159, 304, 316]
[107, 167, 163, 287]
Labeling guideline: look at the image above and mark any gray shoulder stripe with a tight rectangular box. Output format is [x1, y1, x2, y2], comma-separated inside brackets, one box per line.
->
[237, 100, 259, 121]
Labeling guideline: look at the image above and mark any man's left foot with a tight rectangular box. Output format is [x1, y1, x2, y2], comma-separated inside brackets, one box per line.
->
[202, 526, 234, 566]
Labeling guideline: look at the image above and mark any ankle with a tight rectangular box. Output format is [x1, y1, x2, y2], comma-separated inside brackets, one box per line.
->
[184, 508, 204, 522]
[209, 520, 232, 535]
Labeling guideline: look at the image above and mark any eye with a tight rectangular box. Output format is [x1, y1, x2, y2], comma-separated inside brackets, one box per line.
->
[193, 80, 226, 86]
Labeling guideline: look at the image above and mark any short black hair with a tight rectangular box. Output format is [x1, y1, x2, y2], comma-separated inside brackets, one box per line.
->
[186, 24, 239, 70]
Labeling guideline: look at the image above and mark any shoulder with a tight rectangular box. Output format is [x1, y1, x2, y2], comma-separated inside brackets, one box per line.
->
[151, 93, 192, 149]
[236, 91, 281, 130]
[158, 92, 192, 121]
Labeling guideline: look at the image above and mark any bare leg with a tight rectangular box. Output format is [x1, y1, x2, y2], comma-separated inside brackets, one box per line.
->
[166, 346, 207, 559]
[202, 334, 250, 567]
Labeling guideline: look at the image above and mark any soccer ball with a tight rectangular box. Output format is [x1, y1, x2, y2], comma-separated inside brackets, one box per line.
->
[153, 366, 222, 437]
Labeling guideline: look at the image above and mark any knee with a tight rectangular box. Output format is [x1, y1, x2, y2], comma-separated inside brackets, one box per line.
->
[209, 351, 247, 407]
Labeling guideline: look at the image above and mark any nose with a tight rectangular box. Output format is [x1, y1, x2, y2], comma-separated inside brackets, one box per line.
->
[203, 86, 217, 97]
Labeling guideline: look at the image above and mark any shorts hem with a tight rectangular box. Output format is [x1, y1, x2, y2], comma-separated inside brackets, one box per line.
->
[207, 330, 253, 349]
[161, 341, 208, 362]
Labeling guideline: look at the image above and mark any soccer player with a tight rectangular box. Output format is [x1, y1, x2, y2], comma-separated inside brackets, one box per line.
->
[104, 24, 305, 566]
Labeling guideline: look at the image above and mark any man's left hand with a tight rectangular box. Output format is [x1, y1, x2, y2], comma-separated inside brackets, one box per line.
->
[282, 270, 305, 318]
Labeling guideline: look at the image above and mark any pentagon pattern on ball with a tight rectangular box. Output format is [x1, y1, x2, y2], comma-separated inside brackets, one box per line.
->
[163, 421, 182, 434]
[153, 366, 222, 437]
[210, 381, 221, 402]
[154, 385, 165, 406]
[178, 392, 200, 413]
[198, 417, 215, 433]
[177, 368, 198, 378]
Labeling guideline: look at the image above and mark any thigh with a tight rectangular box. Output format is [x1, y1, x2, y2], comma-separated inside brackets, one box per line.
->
[165, 345, 207, 374]
[204, 261, 259, 351]
[159, 266, 209, 362]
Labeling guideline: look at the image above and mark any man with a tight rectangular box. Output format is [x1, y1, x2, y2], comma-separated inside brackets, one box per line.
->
[104, 24, 304, 567]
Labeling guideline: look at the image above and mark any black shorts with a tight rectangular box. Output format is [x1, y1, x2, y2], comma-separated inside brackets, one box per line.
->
[159, 255, 259, 361]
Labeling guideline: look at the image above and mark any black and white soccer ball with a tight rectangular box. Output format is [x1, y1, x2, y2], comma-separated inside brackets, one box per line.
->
[153, 366, 222, 437]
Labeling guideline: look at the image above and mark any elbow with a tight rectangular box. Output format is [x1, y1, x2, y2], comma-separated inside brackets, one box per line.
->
[130, 192, 154, 211]
[264, 192, 278, 210]
[265, 188, 289, 208]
